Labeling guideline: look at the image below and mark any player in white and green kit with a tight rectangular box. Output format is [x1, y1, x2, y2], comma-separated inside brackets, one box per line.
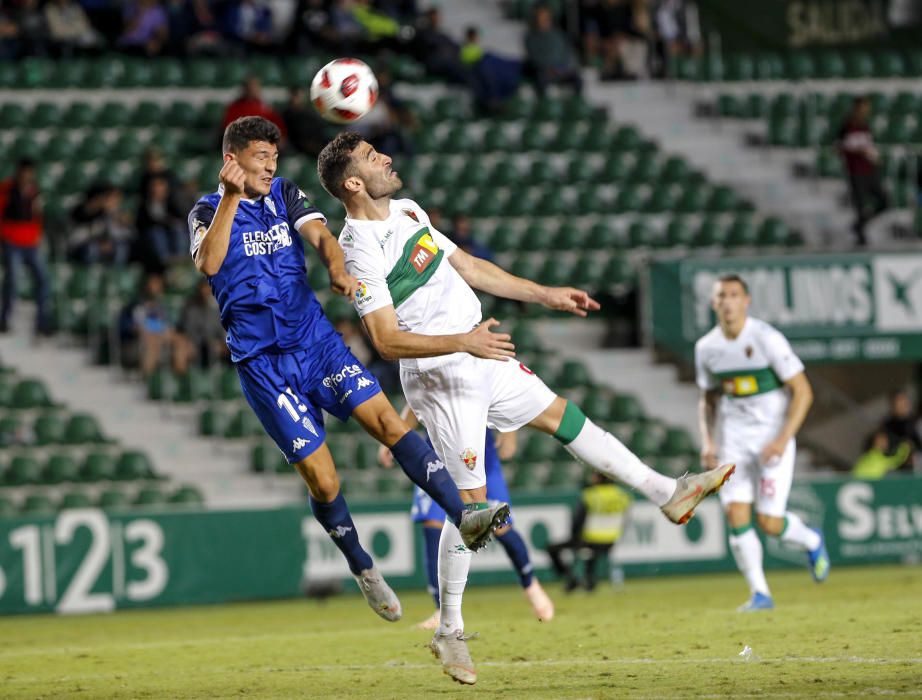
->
[696, 274, 830, 612]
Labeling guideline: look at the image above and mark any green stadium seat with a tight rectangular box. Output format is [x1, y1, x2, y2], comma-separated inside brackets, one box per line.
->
[218, 368, 243, 400]
[661, 428, 696, 458]
[135, 486, 168, 506]
[676, 183, 711, 213]
[94, 101, 131, 128]
[80, 451, 116, 482]
[22, 493, 56, 515]
[784, 52, 815, 81]
[725, 54, 755, 81]
[534, 189, 567, 216]
[170, 485, 205, 506]
[30, 102, 61, 128]
[613, 185, 643, 213]
[519, 129, 551, 151]
[6, 455, 42, 486]
[571, 254, 606, 288]
[673, 55, 700, 81]
[716, 94, 741, 118]
[0, 62, 15, 89]
[60, 491, 93, 510]
[602, 256, 634, 288]
[8, 135, 40, 161]
[550, 127, 583, 152]
[44, 454, 80, 484]
[199, 405, 227, 437]
[644, 184, 678, 214]
[115, 451, 155, 481]
[150, 58, 185, 86]
[0, 495, 17, 518]
[907, 50, 922, 76]
[754, 53, 784, 80]
[629, 426, 662, 458]
[41, 134, 76, 162]
[817, 51, 846, 79]
[520, 433, 560, 463]
[725, 217, 759, 248]
[33, 414, 64, 446]
[627, 220, 659, 247]
[816, 149, 844, 178]
[224, 408, 262, 439]
[173, 369, 213, 403]
[757, 217, 791, 247]
[17, 57, 53, 88]
[845, 51, 875, 78]
[251, 442, 287, 473]
[97, 489, 131, 510]
[551, 223, 586, 250]
[694, 217, 724, 247]
[536, 257, 568, 286]
[63, 413, 106, 445]
[0, 415, 22, 448]
[528, 161, 558, 186]
[59, 101, 96, 128]
[665, 217, 696, 247]
[610, 394, 644, 423]
[556, 360, 592, 389]
[566, 157, 594, 182]
[708, 185, 741, 213]
[11, 378, 54, 409]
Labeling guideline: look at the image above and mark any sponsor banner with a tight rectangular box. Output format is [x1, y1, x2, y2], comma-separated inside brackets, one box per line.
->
[1, 477, 919, 615]
[649, 252, 922, 363]
[696, 0, 922, 52]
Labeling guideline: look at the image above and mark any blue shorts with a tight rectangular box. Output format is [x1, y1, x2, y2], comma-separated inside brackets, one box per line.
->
[411, 429, 513, 524]
[236, 340, 382, 463]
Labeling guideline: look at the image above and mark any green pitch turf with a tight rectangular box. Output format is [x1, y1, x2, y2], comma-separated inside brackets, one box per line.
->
[1, 565, 919, 699]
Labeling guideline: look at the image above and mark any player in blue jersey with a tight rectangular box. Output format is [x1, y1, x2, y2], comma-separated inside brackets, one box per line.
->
[379, 408, 554, 629]
[187, 116, 509, 622]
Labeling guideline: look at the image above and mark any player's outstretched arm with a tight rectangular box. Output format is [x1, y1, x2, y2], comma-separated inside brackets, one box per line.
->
[194, 159, 245, 276]
[698, 389, 720, 470]
[299, 219, 359, 297]
[448, 247, 600, 317]
[760, 372, 814, 464]
[360, 305, 515, 362]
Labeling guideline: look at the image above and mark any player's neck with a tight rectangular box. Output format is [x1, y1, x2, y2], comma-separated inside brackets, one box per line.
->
[719, 316, 747, 340]
[345, 195, 391, 221]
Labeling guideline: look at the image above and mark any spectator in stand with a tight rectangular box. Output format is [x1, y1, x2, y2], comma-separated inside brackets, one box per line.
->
[44, 0, 104, 56]
[223, 0, 276, 54]
[178, 279, 228, 368]
[879, 389, 921, 471]
[120, 272, 189, 377]
[136, 174, 187, 273]
[0, 160, 51, 335]
[449, 213, 493, 261]
[462, 25, 522, 114]
[222, 76, 287, 139]
[853, 430, 911, 480]
[165, 0, 226, 56]
[837, 96, 888, 247]
[78, 0, 123, 42]
[524, 4, 583, 97]
[583, 0, 652, 80]
[651, 0, 700, 76]
[16, 0, 50, 56]
[117, 0, 169, 57]
[282, 86, 335, 158]
[413, 7, 467, 84]
[0, 6, 21, 59]
[68, 182, 134, 266]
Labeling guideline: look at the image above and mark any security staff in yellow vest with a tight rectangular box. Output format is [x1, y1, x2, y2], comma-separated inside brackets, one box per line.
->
[546, 472, 632, 591]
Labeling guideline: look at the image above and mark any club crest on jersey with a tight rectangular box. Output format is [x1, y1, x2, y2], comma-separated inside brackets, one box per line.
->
[460, 448, 478, 471]
[745, 345, 754, 358]
[265, 197, 277, 217]
[411, 233, 439, 273]
[402, 208, 419, 222]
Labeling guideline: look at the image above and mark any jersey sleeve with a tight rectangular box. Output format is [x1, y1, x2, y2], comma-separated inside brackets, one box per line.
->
[188, 200, 216, 257]
[694, 340, 719, 391]
[279, 178, 327, 231]
[762, 325, 805, 382]
[341, 232, 394, 317]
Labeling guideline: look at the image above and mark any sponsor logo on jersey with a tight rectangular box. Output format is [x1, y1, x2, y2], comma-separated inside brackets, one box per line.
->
[379, 229, 394, 247]
[328, 525, 353, 538]
[322, 363, 363, 388]
[354, 281, 373, 308]
[723, 375, 759, 396]
[460, 448, 478, 471]
[241, 222, 292, 257]
[410, 233, 439, 273]
[356, 376, 374, 390]
[402, 208, 419, 222]
[292, 437, 311, 452]
[302, 417, 318, 436]
[426, 459, 446, 481]
[265, 196, 277, 217]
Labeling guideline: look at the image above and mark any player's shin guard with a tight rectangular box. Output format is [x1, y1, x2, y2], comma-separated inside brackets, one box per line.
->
[556, 402, 675, 506]
[391, 431, 466, 526]
[438, 520, 472, 636]
[779, 512, 822, 551]
[423, 525, 442, 607]
[496, 528, 534, 588]
[729, 524, 770, 595]
[309, 491, 373, 576]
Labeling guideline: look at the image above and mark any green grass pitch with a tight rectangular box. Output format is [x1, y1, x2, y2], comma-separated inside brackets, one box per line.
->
[1, 565, 919, 699]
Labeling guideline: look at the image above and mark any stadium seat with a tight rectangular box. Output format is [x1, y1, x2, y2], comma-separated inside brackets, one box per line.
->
[44, 454, 80, 484]
[135, 486, 168, 506]
[5, 455, 42, 486]
[520, 433, 560, 463]
[218, 368, 243, 400]
[170, 485, 205, 506]
[0, 104, 28, 128]
[33, 413, 65, 446]
[22, 493, 55, 515]
[629, 426, 662, 459]
[665, 217, 696, 247]
[80, 452, 116, 482]
[758, 218, 792, 247]
[115, 451, 155, 481]
[610, 394, 644, 423]
[131, 100, 164, 127]
[97, 489, 131, 510]
[60, 491, 93, 510]
[725, 217, 759, 248]
[224, 408, 263, 439]
[579, 390, 612, 422]
[199, 405, 227, 437]
[817, 51, 846, 79]
[845, 51, 875, 78]
[660, 428, 696, 458]
[251, 442, 287, 473]
[11, 378, 54, 409]
[0, 415, 22, 448]
[63, 413, 106, 445]
[556, 360, 593, 389]
[30, 102, 62, 128]
[0, 495, 17, 517]
[173, 369, 214, 403]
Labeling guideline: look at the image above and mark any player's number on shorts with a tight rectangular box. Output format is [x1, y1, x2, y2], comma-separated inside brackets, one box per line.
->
[277, 388, 307, 422]
[3, 511, 168, 611]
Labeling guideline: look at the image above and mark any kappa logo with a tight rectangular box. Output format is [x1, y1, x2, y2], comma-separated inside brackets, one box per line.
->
[328, 525, 353, 538]
[357, 376, 374, 390]
[292, 437, 311, 452]
[460, 448, 478, 471]
[426, 459, 446, 482]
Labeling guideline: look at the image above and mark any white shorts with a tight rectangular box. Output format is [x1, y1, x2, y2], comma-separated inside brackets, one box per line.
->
[400, 355, 557, 490]
[718, 437, 795, 518]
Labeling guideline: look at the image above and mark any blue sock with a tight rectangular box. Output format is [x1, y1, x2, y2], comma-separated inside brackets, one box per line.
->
[390, 432, 464, 527]
[497, 528, 534, 588]
[309, 491, 373, 576]
[422, 525, 442, 607]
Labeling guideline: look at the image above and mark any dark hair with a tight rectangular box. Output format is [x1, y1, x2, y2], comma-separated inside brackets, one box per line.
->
[222, 116, 280, 155]
[16, 158, 35, 171]
[317, 131, 363, 200]
[717, 273, 749, 294]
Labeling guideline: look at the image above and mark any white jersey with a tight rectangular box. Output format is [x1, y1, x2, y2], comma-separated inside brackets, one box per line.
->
[339, 198, 482, 371]
[695, 317, 804, 439]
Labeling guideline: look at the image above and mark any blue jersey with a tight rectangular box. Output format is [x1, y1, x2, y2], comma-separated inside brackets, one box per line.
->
[188, 178, 333, 362]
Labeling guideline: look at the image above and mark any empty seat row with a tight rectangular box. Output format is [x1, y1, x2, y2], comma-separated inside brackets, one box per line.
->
[0, 484, 203, 516]
[0, 450, 157, 486]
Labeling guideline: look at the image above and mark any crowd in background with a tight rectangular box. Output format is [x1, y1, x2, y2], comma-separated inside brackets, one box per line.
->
[854, 389, 922, 479]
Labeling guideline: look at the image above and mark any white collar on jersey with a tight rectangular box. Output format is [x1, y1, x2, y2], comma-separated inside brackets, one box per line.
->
[217, 183, 262, 204]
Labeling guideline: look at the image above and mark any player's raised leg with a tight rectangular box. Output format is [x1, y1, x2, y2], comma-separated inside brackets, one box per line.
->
[528, 396, 734, 524]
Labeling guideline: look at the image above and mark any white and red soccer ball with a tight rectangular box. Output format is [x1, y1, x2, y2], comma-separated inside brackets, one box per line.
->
[310, 58, 378, 124]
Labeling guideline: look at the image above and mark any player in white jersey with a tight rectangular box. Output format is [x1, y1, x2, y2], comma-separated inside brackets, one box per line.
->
[317, 132, 735, 685]
[695, 274, 830, 612]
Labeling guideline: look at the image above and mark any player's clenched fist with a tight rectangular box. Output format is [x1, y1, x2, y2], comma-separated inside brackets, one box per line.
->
[462, 318, 516, 361]
[219, 158, 247, 196]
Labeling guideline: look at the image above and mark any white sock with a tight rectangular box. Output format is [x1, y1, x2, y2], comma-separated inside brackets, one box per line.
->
[437, 520, 471, 636]
[729, 527, 770, 596]
[780, 512, 821, 551]
[564, 418, 676, 505]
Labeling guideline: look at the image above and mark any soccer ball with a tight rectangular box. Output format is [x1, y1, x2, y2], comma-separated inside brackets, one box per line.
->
[310, 58, 378, 124]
